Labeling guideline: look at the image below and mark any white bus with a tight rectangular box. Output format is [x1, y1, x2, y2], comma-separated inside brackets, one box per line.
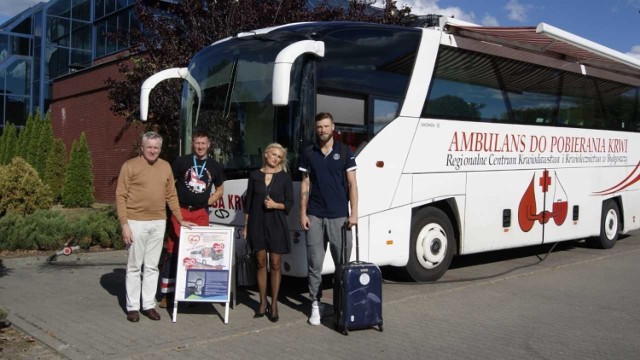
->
[141, 17, 640, 281]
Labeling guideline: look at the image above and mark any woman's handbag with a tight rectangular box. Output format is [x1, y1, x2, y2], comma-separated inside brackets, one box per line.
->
[236, 237, 257, 287]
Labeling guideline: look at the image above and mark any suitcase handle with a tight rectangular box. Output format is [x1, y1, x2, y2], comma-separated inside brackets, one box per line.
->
[342, 223, 359, 263]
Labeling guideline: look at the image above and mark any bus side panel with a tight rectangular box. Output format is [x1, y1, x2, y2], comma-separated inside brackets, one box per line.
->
[367, 206, 412, 267]
[542, 167, 623, 243]
[356, 117, 419, 217]
[209, 178, 249, 226]
[621, 189, 640, 234]
[411, 173, 466, 206]
[464, 171, 543, 253]
[391, 174, 413, 208]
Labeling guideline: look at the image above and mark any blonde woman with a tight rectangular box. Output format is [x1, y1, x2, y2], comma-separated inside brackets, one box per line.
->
[243, 143, 293, 322]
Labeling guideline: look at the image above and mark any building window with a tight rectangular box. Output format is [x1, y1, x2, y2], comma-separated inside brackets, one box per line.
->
[95, 6, 135, 58]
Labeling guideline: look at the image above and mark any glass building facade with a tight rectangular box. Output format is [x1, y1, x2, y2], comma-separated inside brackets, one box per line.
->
[0, 0, 137, 128]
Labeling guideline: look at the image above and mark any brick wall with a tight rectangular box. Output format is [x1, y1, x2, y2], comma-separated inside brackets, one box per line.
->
[50, 56, 145, 203]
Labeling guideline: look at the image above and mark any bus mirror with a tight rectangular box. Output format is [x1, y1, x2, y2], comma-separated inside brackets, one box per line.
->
[140, 67, 201, 121]
[272, 40, 325, 106]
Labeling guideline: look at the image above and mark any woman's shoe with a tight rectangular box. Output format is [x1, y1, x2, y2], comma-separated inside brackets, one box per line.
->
[254, 302, 269, 318]
[269, 304, 279, 322]
[253, 311, 266, 318]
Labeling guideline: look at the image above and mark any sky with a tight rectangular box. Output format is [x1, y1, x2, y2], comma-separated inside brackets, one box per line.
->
[1, 0, 639, 59]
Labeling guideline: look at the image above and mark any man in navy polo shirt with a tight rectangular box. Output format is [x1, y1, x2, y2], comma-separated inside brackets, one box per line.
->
[299, 112, 358, 326]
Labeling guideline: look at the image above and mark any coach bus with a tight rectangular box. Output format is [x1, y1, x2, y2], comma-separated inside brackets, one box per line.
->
[140, 17, 640, 281]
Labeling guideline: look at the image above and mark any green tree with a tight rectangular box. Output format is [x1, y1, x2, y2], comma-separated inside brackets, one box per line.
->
[26, 109, 44, 169]
[34, 111, 54, 176]
[0, 157, 53, 216]
[0, 127, 6, 163]
[62, 133, 95, 207]
[0, 123, 18, 165]
[44, 138, 68, 203]
[16, 113, 35, 161]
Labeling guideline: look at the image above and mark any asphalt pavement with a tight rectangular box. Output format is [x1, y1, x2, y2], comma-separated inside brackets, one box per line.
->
[1, 230, 640, 359]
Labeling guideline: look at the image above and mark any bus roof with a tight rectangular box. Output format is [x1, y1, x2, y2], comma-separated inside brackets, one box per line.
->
[445, 21, 640, 79]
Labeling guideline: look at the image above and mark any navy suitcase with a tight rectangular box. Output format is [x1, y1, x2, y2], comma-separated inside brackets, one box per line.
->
[333, 224, 383, 335]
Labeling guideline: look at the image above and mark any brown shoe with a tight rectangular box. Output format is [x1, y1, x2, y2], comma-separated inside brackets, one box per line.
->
[127, 311, 139, 323]
[158, 296, 168, 308]
[142, 308, 161, 321]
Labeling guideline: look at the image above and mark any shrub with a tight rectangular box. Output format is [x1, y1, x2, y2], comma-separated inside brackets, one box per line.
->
[0, 123, 17, 165]
[44, 138, 67, 203]
[0, 157, 53, 216]
[67, 205, 123, 249]
[9, 210, 68, 250]
[16, 113, 35, 162]
[0, 206, 122, 251]
[0, 127, 6, 164]
[0, 212, 27, 250]
[34, 111, 54, 176]
[62, 133, 94, 207]
[25, 110, 44, 171]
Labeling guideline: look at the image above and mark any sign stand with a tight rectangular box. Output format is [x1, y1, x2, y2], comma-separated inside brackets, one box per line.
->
[172, 226, 234, 323]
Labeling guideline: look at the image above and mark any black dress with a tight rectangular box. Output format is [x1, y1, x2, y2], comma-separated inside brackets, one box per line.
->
[244, 170, 293, 254]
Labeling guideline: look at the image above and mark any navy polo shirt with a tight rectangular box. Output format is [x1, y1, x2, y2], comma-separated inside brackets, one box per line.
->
[299, 142, 357, 219]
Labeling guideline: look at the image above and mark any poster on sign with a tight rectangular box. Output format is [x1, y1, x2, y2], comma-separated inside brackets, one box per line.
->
[173, 225, 234, 323]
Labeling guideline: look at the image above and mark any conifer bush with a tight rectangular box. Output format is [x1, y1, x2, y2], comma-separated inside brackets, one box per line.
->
[33, 111, 54, 176]
[0, 207, 122, 251]
[62, 133, 94, 207]
[44, 138, 67, 203]
[16, 114, 35, 162]
[67, 206, 123, 249]
[7, 210, 68, 250]
[0, 127, 6, 163]
[0, 157, 53, 217]
[26, 110, 43, 171]
[0, 212, 25, 250]
[0, 123, 17, 165]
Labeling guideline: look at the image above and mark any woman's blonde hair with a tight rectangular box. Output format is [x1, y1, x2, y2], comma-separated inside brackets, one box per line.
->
[262, 143, 289, 172]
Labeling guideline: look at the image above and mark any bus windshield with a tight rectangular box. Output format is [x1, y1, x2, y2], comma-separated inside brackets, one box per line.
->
[181, 33, 310, 179]
[180, 23, 423, 180]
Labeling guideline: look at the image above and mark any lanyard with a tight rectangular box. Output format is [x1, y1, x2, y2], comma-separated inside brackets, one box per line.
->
[192, 155, 207, 179]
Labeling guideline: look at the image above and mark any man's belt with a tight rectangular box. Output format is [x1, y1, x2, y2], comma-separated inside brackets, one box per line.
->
[180, 204, 206, 211]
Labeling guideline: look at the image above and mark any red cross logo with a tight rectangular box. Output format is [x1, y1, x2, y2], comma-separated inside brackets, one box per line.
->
[538, 170, 552, 193]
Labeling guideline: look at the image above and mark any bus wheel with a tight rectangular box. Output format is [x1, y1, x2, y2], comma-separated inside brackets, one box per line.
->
[587, 200, 620, 249]
[406, 207, 456, 282]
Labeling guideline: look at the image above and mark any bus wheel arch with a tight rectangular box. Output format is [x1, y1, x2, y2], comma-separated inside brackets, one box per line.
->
[587, 198, 622, 249]
[406, 203, 459, 282]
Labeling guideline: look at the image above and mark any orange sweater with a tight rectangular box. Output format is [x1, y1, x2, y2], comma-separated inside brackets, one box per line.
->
[115, 156, 183, 225]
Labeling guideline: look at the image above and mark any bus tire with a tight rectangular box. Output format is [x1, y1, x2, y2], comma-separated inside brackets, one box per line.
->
[587, 200, 620, 249]
[406, 207, 456, 282]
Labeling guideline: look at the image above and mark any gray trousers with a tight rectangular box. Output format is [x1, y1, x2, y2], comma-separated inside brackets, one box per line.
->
[306, 215, 352, 302]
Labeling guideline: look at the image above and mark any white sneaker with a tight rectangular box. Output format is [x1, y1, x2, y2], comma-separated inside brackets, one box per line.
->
[308, 301, 321, 326]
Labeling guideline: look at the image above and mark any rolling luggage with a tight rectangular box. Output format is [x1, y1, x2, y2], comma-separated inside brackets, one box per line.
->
[333, 224, 383, 335]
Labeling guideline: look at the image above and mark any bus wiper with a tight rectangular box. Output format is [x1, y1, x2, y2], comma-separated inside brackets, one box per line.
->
[223, 60, 238, 118]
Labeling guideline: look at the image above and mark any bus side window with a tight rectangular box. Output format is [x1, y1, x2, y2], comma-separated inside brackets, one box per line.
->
[373, 98, 399, 135]
[422, 47, 505, 122]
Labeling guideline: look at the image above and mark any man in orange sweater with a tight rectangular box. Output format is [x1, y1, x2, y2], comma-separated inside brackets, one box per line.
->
[115, 131, 194, 323]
